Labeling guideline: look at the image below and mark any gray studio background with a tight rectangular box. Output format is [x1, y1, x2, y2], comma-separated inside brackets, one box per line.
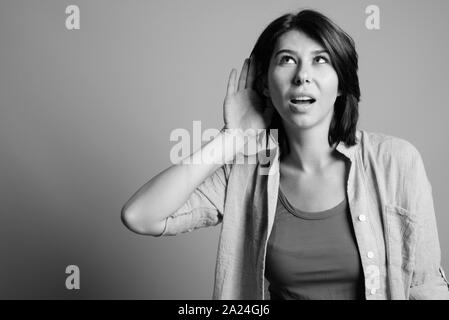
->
[1, 0, 448, 299]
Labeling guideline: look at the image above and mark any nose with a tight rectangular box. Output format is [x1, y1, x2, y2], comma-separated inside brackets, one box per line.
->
[293, 64, 311, 86]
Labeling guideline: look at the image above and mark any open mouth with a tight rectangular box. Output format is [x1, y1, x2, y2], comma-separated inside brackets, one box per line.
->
[290, 97, 316, 105]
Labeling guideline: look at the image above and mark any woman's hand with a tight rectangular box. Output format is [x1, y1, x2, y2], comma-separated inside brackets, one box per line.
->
[223, 57, 274, 133]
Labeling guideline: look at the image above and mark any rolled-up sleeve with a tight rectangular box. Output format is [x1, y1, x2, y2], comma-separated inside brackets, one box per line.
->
[408, 148, 449, 299]
[157, 164, 230, 237]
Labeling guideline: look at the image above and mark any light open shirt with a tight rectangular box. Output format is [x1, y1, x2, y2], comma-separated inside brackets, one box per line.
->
[159, 129, 449, 300]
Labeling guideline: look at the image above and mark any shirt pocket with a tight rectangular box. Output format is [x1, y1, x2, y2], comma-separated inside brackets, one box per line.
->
[384, 204, 418, 273]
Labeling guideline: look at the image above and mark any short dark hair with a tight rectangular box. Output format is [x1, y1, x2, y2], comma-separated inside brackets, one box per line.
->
[250, 9, 360, 156]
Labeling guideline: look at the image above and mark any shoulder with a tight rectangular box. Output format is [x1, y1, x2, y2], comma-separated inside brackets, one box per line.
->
[357, 130, 431, 209]
[357, 129, 423, 167]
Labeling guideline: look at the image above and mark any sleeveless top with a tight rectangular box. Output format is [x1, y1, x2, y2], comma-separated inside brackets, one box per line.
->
[265, 187, 366, 300]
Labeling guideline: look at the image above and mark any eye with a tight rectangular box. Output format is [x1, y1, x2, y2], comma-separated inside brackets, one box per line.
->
[279, 56, 295, 64]
[314, 55, 329, 64]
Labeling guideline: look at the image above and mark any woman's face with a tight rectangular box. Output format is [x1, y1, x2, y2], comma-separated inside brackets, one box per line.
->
[266, 30, 340, 131]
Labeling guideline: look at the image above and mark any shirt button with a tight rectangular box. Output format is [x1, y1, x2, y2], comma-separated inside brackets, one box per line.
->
[370, 288, 377, 295]
[358, 214, 367, 222]
[367, 251, 374, 259]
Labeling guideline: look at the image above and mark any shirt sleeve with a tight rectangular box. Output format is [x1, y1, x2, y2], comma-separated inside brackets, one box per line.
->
[156, 164, 230, 237]
[407, 147, 449, 299]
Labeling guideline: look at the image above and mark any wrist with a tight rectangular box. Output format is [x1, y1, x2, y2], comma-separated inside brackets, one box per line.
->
[218, 128, 248, 163]
[220, 126, 259, 139]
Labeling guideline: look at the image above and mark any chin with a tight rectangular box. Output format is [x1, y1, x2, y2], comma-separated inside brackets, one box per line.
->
[283, 115, 316, 130]
[286, 113, 333, 131]
[291, 120, 318, 130]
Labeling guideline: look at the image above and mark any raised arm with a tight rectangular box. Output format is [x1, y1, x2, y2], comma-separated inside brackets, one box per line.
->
[121, 129, 244, 236]
[121, 57, 273, 236]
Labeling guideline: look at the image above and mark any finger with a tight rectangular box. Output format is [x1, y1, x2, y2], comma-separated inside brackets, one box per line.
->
[237, 58, 249, 91]
[226, 69, 237, 97]
[246, 56, 256, 89]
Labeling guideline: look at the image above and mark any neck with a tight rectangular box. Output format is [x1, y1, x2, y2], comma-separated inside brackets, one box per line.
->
[282, 123, 338, 173]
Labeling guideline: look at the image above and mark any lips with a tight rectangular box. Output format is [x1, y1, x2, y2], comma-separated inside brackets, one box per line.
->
[288, 94, 316, 113]
[289, 94, 316, 105]
[290, 97, 316, 105]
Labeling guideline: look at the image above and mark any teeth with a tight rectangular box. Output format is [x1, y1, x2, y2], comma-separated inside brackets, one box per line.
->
[294, 97, 313, 101]
[292, 97, 314, 103]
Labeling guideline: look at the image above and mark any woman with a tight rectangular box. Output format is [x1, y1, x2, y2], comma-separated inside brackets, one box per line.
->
[121, 9, 449, 300]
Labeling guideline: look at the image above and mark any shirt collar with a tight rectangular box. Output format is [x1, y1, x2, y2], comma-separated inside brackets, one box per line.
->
[263, 129, 360, 162]
[335, 130, 361, 162]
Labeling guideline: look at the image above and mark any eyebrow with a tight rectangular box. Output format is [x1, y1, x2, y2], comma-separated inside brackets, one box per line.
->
[274, 49, 330, 57]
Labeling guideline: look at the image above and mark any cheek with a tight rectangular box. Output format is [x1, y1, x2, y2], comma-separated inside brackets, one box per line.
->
[267, 77, 286, 112]
[321, 72, 339, 97]
[268, 70, 290, 100]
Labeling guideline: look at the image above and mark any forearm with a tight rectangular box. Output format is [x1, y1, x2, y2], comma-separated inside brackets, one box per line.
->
[121, 129, 246, 234]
